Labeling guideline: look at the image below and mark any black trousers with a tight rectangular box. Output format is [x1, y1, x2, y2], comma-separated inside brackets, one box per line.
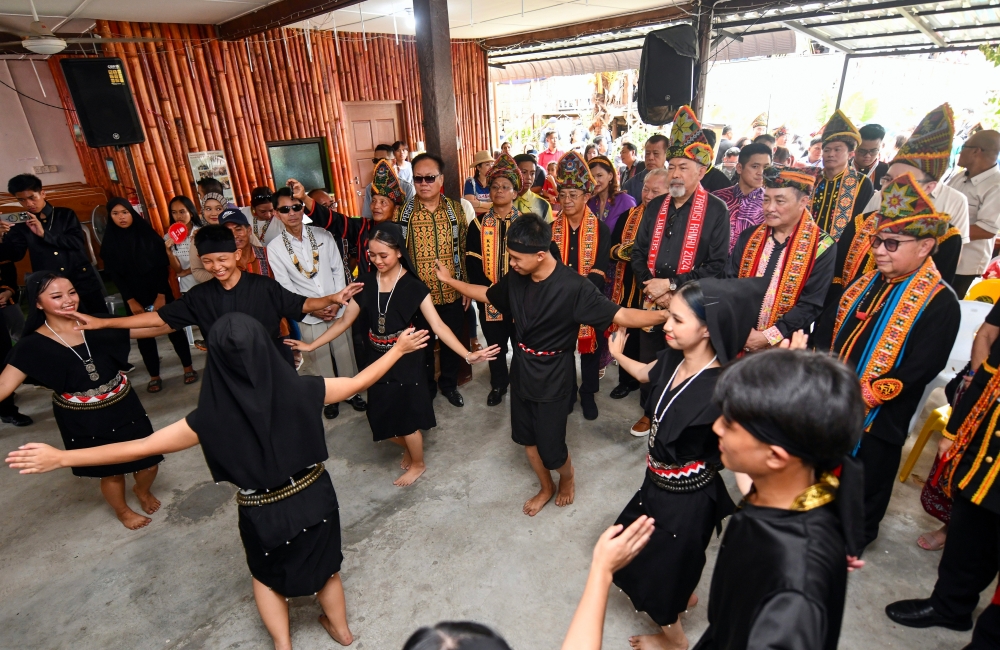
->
[478, 305, 515, 390]
[510, 390, 571, 470]
[639, 328, 666, 413]
[951, 274, 978, 301]
[421, 298, 464, 394]
[617, 327, 641, 388]
[930, 495, 1000, 621]
[0, 327, 17, 417]
[577, 350, 600, 399]
[856, 434, 902, 548]
[969, 604, 1000, 649]
[127, 296, 193, 377]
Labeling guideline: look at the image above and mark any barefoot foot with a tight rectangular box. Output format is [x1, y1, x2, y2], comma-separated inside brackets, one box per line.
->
[319, 614, 354, 646]
[116, 508, 152, 530]
[628, 632, 687, 650]
[132, 485, 161, 514]
[393, 462, 426, 487]
[523, 484, 555, 516]
[555, 470, 575, 507]
[400, 449, 412, 470]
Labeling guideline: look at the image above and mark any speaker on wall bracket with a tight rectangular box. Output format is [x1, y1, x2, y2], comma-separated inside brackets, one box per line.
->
[60, 57, 145, 148]
[637, 24, 699, 126]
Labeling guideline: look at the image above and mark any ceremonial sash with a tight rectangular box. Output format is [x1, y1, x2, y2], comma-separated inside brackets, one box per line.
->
[648, 186, 707, 276]
[837, 213, 879, 286]
[480, 206, 519, 321]
[815, 168, 863, 241]
[610, 204, 645, 307]
[936, 363, 1000, 502]
[738, 211, 823, 330]
[399, 197, 463, 281]
[832, 257, 944, 446]
[248, 244, 271, 278]
[553, 208, 601, 353]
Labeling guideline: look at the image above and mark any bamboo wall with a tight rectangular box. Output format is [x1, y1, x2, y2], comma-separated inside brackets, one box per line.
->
[49, 21, 490, 233]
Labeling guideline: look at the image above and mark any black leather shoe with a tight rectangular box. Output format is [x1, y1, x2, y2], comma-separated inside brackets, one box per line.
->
[487, 387, 507, 406]
[323, 403, 340, 420]
[443, 389, 464, 407]
[885, 599, 973, 631]
[348, 394, 367, 411]
[1, 412, 32, 427]
[609, 382, 637, 399]
[580, 394, 599, 420]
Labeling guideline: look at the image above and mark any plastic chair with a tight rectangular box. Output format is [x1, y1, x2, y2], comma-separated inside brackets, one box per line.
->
[900, 405, 951, 482]
[966, 279, 1000, 303]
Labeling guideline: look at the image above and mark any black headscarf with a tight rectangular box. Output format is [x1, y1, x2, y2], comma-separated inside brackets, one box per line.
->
[185, 313, 328, 489]
[697, 277, 768, 365]
[100, 197, 168, 276]
[370, 221, 416, 274]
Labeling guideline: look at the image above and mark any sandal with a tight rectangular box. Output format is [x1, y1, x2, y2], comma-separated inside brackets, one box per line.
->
[917, 530, 947, 551]
[183, 370, 198, 384]
[194, 339, 207, 352]
[147, 378, 163, 393]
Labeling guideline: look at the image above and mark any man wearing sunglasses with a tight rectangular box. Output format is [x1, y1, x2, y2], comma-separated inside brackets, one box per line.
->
[813, 172, 960, 552]
[853, 123, 890, 188]
[361, 144, 414, 220]
[947, 129, 1000, 299]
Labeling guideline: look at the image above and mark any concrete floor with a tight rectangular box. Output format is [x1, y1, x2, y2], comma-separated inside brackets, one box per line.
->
[0, 338, 993, 650]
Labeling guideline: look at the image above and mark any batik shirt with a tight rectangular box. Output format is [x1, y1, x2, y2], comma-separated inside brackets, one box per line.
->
[712, 184, 764, 253]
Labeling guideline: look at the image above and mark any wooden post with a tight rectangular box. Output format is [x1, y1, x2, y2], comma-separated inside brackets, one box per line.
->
[413, 0, 461, 199]
[693, 0, 714, 120]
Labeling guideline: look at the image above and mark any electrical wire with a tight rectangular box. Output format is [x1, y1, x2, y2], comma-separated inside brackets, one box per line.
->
[0, 77, 72, 110]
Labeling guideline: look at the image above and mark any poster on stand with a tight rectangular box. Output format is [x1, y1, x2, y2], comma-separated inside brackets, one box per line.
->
[187, 151, 235, 202]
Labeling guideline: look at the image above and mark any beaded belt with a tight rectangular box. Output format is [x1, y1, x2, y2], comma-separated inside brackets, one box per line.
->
[236, 463, 325, 507]
[645, 456, 718, 493]
[517, 342, 569, 357]
[52, 373, 130, 411]
[368, 328, 406, 353]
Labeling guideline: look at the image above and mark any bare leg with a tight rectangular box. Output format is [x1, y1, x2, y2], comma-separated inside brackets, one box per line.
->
[389, 437, 411, 469]
[132, 465, 161, 514]
[554, 455, 575, 507]
[316, 573, 354, 646]
[523, 446, 556, 516]
[252, 578, 292, 650]
[393, 431, 425, 486]
[99, 475, 151, 530]
[629, 621, 689, 650]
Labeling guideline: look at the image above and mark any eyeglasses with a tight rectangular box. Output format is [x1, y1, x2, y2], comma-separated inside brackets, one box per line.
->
[413, 174, 442, 184]
[371, 157, 390, 164]
[880, 174, 932, 187]
[856, 147, 879, 157]
[277, 203, 304, 214]
[870, 235, 918, 252]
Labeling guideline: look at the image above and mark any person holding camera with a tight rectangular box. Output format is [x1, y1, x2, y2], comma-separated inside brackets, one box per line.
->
[2, 174, 106, 314]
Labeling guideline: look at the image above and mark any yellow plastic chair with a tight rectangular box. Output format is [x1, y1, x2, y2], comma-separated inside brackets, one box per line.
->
[900, 405, 951, 482]
[965, 279, 1000, 304]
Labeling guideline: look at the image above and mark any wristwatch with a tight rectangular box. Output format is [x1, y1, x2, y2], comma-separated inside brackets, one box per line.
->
[669, 280, 678, 292]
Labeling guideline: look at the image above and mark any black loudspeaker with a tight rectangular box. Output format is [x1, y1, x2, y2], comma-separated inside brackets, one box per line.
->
[637, 24, 699, 126]
[60, 57, 145, 148]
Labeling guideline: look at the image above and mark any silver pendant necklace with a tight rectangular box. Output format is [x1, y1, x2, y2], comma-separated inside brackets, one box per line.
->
[45, 321, 99, 381]
[376, 265, 403, 334]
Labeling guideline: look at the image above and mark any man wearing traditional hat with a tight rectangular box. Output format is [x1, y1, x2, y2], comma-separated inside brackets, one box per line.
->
[466, 153, 522, 407]
[352, 160, 407, 282]
[772, 124, 789, 151]
[550, 151, 611, 421]
[837, 104, 968, 296]
[628, 105, 730, 436]
[813, 173, 961, 550]
[361, 144, 414, 220]
[811, 109, 875, 242]
[513, 153, 552, 221]
[724, 166, 836, 350]
[750, 112, 768, 139]
[948, 128, 1000, 299]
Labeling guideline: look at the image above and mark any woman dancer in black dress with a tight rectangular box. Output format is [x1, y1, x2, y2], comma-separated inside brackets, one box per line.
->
[7, 311, 429, 650]
[287, 222, 499, 486]
[0, 273, 176, 529]
[607, 278, 763, 650]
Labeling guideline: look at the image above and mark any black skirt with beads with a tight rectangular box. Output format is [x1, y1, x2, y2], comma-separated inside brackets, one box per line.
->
[238, 472, 343, 597]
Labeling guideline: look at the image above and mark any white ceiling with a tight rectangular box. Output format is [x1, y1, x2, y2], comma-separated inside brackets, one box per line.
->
[0, 0, 685, 40]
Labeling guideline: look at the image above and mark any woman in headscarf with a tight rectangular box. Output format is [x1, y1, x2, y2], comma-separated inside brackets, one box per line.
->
[100, 198, 196, 391]
[7, 311, 431, 650]
[286, 222, 500, 486]
[607, 278, 764, 650]
[0, 272, 179, 529]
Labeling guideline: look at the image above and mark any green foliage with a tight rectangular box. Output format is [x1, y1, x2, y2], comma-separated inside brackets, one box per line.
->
[982, 45, 1000, 130]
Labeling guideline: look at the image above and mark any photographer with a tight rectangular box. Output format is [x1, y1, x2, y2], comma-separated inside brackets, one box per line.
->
[2, 174, 105, 314]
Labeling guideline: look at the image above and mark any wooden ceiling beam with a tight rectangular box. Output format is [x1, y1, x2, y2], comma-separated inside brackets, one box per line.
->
[216, 0, 364, 41]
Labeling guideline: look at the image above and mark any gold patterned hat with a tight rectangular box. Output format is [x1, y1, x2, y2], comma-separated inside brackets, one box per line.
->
[371, 159, 405, 205]
[821, 109, 862, 147]
[763, 165, 816, 194]
[772, 124, 789, 139]
[891, 103, 954, 182]
[668, 105, 714, 167]
[877, 172, 948, 239]
[486, 153, 522, 193]
[751, 112, 768, 129]
[555, 151, 596, 194]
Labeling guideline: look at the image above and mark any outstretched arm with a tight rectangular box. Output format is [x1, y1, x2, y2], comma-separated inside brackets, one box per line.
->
[69, 310, 166, 331]
[613, 306, 668, 330]
[607, 330, 656, 383]
[0, 365, 27, 404]
[6, 418, 200, 474]
[323, 328, 429, 403]
[434, 260, 490, 304]
[287, 300, 361, 353]
[302, 282, 364, 313]
[130, 325, 177, 339]
[418, 295, 500, 364]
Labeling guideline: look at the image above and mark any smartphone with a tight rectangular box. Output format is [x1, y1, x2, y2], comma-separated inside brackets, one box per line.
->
[0, 212, 31, 224]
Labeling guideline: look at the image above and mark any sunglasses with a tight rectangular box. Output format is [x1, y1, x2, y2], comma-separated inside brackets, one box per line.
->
[413, 174, 442, 184]
[870, 235, 918, 252]
[277, 203, 304, 214]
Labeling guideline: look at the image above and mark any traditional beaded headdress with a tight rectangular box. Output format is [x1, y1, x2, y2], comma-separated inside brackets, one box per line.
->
[891, 103, 954, 182]
[772, 124, 789, 138]
[371, 159, 405, 205]
[821, 109, 862, 147]
[763, 165, 817, 194]
[667, 105, 714, 168]
[486, 153, 522, 193]
[751, 112, 768, 129]
[555, 151, 596, 194]
[877, 172, 948, 239]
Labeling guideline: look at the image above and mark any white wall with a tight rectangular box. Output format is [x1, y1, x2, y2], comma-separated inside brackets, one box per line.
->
[0, 60, 85, 188]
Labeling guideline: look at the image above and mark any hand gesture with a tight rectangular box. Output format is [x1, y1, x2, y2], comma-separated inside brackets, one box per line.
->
[467, 343, 501, 364]
[847, 555, 865, 572]
[0, 221, 11, 237]
[153, 294, 166, 311]
[68, 311, 106, 330]
[331, 282, 364, 306]
[395, 328, 430, 354]
[6, 443, 64, 474]
[592, 515, 655, 575]
[0, 289, 12, 306]
[284, 338, 316, 353]
[25, 214, 44, 238]
[778, 330, 809, 350]
[643, 278, 673, 302]
[743, 329, 770, 352]
[434, 260, 454, 284]
[608, 329, 628, 358]
[286, 178, 306, 201]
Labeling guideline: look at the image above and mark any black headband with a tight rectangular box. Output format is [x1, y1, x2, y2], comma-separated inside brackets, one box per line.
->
[507, 240, 549, 254]
[197, 239, 238, 255]
[740, 417, 825, 466]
